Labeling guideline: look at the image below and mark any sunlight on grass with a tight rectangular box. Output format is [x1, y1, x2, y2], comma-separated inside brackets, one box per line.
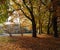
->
[0, 37, 17, 43]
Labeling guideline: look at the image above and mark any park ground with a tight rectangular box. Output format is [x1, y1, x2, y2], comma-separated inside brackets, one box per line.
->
[0, 34, 60, 50]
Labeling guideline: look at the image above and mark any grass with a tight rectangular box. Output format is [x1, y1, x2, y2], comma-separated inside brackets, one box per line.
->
[0, 34, 60, 50]
[0, 36, 17, 43]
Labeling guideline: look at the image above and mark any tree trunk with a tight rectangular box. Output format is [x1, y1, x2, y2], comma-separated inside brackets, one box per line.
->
[39, 19, 43, 34]
[40, 22, 43, 33]
[51, 0, 59, 37]
[39, 19, 41, 34]
[47, 12, 51, 34]
[52, 17, 58, 37]
[32, 19, 37, 37]
[47, 25, 50, 34]
[9, 33, 12, 37]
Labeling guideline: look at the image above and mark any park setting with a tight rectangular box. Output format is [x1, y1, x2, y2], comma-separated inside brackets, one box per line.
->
[0, 0, 60, 50]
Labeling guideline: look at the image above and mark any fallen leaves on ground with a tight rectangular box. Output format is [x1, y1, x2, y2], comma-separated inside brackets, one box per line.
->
[0, 34, 60, 50]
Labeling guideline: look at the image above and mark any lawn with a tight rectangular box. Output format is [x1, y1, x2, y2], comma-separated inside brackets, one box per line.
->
[0, 34, 60, 50]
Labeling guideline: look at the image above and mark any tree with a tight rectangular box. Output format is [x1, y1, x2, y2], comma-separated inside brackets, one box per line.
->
[39, 0, 52, 34]
[0, 0, 8, 23]
[37, 0, 43, 34]
[40, 0, 59, 37]
[51, 0, 60, 37]
[12, 0, 37, 37]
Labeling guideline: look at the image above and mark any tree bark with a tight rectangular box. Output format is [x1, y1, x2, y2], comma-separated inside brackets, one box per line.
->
[52, 16, 58, 37]
[47, 12, 51, 34]
[39, 19, 41, 34]
[9, 33, 12, 37]
[51, 0, 59, 37]
[40, 22, 43, 33]
[39, 19, 42, 34]
[32, 19, 37, 37]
